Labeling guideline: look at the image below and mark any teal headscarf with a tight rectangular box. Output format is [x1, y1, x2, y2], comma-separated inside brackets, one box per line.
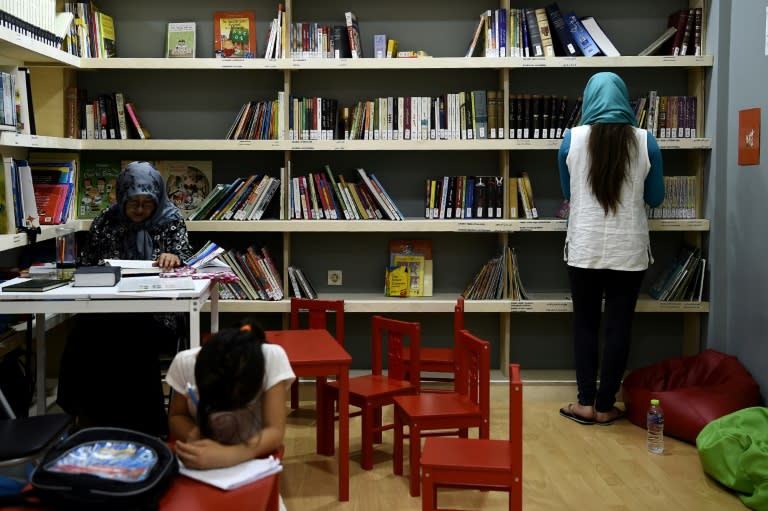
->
[579, 72, 637, 126]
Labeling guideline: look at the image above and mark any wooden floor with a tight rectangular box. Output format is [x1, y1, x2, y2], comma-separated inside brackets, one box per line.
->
[280, 383, 743, 511]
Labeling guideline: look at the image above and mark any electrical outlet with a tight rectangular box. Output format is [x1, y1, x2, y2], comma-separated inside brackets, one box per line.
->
[328, 270, 343, 286]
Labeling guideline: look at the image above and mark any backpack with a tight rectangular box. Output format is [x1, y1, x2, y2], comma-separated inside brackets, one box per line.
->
[2, 427, 178, 511]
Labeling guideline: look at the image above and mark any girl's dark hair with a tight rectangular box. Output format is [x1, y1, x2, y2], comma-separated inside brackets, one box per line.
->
[587, 124, 638, 215]
[194, 318, 266, 439]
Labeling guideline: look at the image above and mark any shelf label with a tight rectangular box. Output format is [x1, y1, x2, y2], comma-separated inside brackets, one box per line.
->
[457, 221, 491, 232]
[559, 57, 577, 68]
[490, 221, 517, 231]
[518, 220, 550, 231]
[544, 302, 571, 312]
[236, 140, 254, 147]
[510, 301, 534, 312]
[522, 57, 547, 68]
[290, 141, 315, 150]
[219, 61, 246, 69]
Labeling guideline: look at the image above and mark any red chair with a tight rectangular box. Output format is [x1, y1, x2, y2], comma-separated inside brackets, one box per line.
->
[420, 363, 523, 511]
[392, 328, 490, 496]
[402, 296, 464, 391]
[319, 315, 421, 470]
[289, 298, 345, 410]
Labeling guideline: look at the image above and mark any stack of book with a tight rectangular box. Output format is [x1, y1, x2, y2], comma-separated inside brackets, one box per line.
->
[287, 266, 317, 299]
[215, 244, 284, 301]
[648, 246, 705, 302]
[189, 174, 282, 221]
[462, 246, 528, 301]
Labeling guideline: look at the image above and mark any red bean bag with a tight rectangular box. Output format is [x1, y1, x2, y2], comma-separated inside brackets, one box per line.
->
[622, 349, 763, 444]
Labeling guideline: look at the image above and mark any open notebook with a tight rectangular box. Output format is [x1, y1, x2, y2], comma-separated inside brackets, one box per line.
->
[178, 456, 282, 490]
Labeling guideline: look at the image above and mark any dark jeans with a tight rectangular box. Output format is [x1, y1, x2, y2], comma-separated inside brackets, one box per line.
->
[57, 313, 175, 437]
[568, 265, 645, 413]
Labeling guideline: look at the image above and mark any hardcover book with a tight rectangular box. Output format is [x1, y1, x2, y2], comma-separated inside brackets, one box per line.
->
[166, 22, 196, 58]
[2, 278, 69, 292]
[214, 11, 257, 58]
[344, 11, 363, 58]
[76, 161, 120, 219]
[72, 266, 121, 287]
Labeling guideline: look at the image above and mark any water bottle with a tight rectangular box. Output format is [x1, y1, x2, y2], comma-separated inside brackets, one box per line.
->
[646, 398, 664, 454]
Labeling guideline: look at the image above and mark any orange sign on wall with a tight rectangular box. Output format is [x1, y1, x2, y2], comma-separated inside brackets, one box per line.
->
[738, 108, 761, 165]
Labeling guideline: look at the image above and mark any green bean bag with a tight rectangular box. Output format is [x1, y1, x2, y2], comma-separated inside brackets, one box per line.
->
[696, 407, 768, 510]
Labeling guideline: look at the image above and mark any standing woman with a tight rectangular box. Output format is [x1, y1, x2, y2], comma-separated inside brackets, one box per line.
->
[557, 72, 664, 425]
[58, 161, 193, 436]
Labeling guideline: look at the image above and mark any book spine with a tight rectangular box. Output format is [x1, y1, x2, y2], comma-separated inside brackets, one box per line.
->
[564, 12, 600, 57]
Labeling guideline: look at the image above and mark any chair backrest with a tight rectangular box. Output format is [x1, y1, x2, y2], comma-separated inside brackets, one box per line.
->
[508, 362, 523, 448]
[452, 295, 465, 347]
[454, 329, 490, 421]
[290, 298, 345, 346]
[371, 315, 421, 389]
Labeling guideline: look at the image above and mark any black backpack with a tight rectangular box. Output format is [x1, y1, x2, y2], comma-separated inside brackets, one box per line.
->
[3, 427, 178, 511]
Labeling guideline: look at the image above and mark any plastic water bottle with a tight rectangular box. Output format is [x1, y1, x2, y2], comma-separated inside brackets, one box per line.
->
[646, 398, 664, 454]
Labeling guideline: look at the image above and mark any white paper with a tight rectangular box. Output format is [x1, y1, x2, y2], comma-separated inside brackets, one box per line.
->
[117, 276, 194, 292]
[105, 259, 157, 269]
[178, 456, 283, 490]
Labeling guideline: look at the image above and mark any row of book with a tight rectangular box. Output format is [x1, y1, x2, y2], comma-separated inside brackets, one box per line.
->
[649, 246, 705, 302]
[646, 176, 697, 220]
[642, 93, 698, 139]
[62, 2, 116, 58]
[0, 2, 67, 49]
[290, 166, 403, 221]
[463, 246, 528, 301]
[65, 88, 149, 140]
[287, 265, 317, 299]
[226, 95, 284, 141]
[207, 242, 285, 301]
[187, 174, 281, 222]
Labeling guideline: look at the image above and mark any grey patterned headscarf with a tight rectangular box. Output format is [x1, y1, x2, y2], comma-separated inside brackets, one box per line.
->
[111, 161, 182, 260]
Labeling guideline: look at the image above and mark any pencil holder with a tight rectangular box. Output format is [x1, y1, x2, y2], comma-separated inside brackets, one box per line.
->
[55, 226, 76, 280]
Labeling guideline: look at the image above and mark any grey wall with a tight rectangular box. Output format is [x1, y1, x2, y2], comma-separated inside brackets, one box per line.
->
[708, 0, 768, 399]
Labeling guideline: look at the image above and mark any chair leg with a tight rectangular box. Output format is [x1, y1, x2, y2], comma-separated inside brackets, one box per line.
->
[290, 380, 299, 410]
[408, 423, 422, 497]
[422, 471, 436, 511]
[361, 406, 374, 470]
[393, 409, 403, 476]
[373, 408, 383, 444]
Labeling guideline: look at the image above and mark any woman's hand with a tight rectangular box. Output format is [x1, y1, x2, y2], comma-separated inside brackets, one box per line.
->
[175, 438, 253, 470]
[155, 253, 181, 271]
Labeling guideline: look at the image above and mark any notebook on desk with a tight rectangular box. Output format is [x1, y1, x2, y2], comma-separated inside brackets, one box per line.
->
[178, 456, 282, 490]
[2, 279, 70, 292]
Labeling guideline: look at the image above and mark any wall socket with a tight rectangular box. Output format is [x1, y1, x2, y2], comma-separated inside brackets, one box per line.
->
[327, 270, 343, 286]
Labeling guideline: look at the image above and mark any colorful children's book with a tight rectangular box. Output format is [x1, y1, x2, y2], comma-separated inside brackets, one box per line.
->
[166, 22, 196, 58]
[214, 12, 257, 58]
[76, 161, 121, 219]
[122, 160, 212, 219]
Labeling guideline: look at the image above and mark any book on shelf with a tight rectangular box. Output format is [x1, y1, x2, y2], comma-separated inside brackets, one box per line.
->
[33, 184, 69, 225]
[331, 25, 352, 58]
[76, 161, 120, 219]
[545, 3, 580, 56]
[15, 161, 39, 229]
[638, 26, 677, 56]
[2, 279, 70, 293]
[523, 8, 544, 57]
[344, 11, 363, 58]
[95, 11, 117, 58]
[155, 161, 212, 219]
[288, 265, 317, 299]
[667, 8, 691, 56]
[648, 246, 701, 301]
[373, 34, 386, 58]
[14, 67, 35, 135]
[214, 11, 257, 58]
[564, 12, 600, 57]
[534, 8, 555, 57]
[72, 266, 121, 287]
[580, 16, 620, 56]
[388, 239, 433, 297]
[124, 102, 150, 139]
[0, 157, 14, 234]
[678, 8, 696, 56]
[463, 251, 505, 300]
[166, 22, 196, 58]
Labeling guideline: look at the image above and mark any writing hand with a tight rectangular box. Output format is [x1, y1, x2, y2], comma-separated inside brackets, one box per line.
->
[155, 253, 181, 271]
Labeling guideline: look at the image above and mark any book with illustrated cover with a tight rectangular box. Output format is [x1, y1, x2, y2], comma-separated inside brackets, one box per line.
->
[344, 12, 363, 58]
[77, 161, 120, 219]
[214, 11, 257, 58]
[95, 11, 117, 57]
[388, 239, 433, 297]
[155, 161, 212, 218]
[166, 22, 196, 58]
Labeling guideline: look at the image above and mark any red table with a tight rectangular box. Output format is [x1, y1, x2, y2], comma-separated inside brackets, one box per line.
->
[266, 329, 351, 502]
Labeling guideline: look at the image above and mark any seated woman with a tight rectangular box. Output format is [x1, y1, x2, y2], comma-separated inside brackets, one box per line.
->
[57, 161, 193, 436]
[166, 319, 295, 468]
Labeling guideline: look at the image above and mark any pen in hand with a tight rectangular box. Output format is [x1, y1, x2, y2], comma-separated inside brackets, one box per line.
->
[186, 382, 199, 409]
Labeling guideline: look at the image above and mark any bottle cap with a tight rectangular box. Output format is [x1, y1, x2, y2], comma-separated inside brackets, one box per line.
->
[651, 398, 660, 406]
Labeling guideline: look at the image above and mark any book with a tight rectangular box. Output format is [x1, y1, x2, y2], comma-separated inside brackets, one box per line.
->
[153, 161, 213, 219]
[580, 16, 620, 56]
[667, 9, 690, 56]
[214, 11, 257, 58]
[638, 26, 677, 57]
[14, 67, 34, 135]
[166, 22, 196, 58]
[124, 103, 150, 139]
[2, 279, 70, 292]
[545, 3, 580, 56]
[534, 8, 555, 57]
[344, 12, 363, 58]
[72, 266, 121, 287]
[388, 239, 433, 297]
[104, 259, 162, 276]
[0, 157, 14, 233]
[76, 161, 120, 219]
[95, 11, 117, 58]
[178, 456, 282, 491]
[374, 34, 387, 58]
[564, 12, 600, 57]
[117, 276, 195, 292]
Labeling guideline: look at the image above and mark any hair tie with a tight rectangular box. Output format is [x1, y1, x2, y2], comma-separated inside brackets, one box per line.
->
[240, 324, 252, 332]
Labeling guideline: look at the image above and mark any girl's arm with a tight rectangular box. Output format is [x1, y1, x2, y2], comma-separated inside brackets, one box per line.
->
[168, 391, 200, 442]
[174, 380, 289, 469]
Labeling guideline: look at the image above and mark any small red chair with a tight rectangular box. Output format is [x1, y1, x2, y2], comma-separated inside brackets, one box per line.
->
[420, 363, 523, 511]
[319, 315, 421, 470]
[392, 328, 490, 496]
[401, 296, 464, 391]
[289, 298, 345, 410]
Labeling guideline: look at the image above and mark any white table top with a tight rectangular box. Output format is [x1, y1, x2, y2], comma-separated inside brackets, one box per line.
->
[0, 277, 212, 301]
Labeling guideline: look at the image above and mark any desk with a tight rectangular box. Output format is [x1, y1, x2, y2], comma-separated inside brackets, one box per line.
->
[266, 329, 351, 502]
[0, 278, 219, 415]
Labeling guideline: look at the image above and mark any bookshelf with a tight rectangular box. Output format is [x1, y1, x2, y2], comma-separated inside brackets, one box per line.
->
[0, 0, 712, 375]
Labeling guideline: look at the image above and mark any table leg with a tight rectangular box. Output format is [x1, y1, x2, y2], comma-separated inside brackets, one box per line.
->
[338, 366, 349, 501]
[189, 302, 200, 349]
[315, 377, 325, 454]
[209, 283, 219, 335]
[35, 313, 46, 416]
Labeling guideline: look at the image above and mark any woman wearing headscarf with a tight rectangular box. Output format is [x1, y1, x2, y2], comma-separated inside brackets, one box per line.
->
[557, 73, 664, 426]
[58, 162, 193, 436]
